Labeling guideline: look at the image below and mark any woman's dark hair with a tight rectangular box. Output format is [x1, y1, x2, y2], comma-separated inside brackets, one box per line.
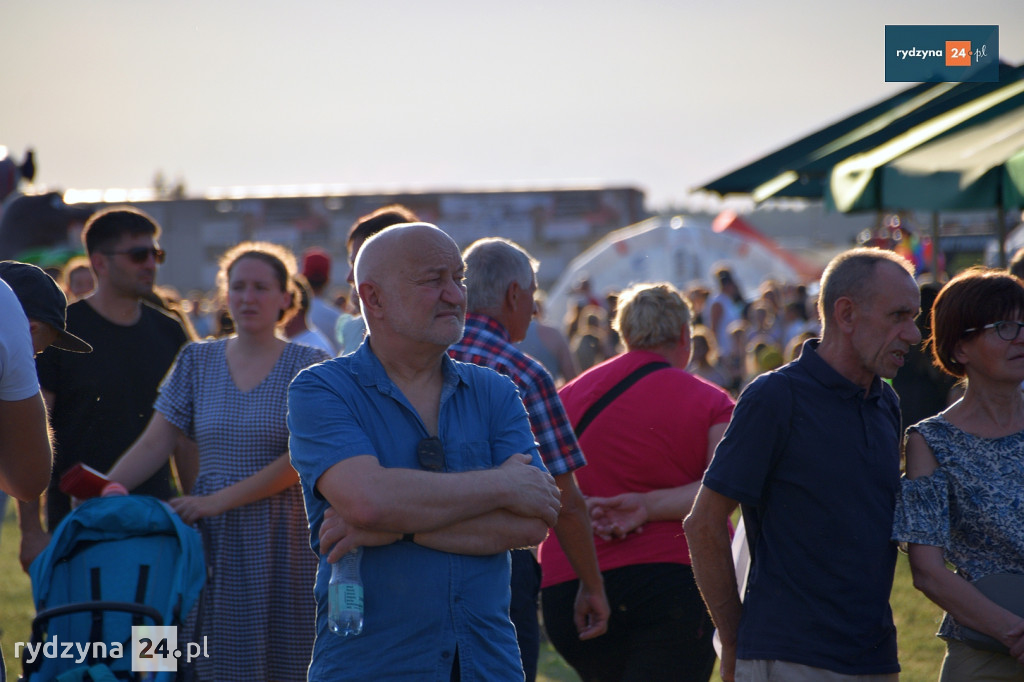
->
[930, 266, 1024, 378]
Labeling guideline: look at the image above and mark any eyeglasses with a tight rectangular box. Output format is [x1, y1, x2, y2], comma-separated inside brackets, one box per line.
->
[963, 321, 1024, 341]
[103, 246, 166, 264]
[417, 437, 446, 472]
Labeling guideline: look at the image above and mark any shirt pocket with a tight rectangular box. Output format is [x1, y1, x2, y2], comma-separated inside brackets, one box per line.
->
[448, 440, 493, 472]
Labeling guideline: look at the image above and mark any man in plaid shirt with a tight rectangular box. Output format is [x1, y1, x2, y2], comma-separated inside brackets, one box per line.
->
[449, 238, 610, 681]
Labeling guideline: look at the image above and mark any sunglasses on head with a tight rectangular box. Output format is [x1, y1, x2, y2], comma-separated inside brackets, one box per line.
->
[417, 437, 446, 472]
[104, 246, 166, 264]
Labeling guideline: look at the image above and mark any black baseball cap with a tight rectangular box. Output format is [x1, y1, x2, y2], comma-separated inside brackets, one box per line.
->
[0, 260, 92, 353]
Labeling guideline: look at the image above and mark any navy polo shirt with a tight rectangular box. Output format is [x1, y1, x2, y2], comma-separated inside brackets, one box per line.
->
[703, 339, 901, 675]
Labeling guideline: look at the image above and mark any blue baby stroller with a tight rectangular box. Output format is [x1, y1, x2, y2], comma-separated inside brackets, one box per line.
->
[23, 495, 205, 681]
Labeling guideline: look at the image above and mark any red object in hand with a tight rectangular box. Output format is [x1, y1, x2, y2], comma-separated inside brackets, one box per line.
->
[59, 463, 112, 500]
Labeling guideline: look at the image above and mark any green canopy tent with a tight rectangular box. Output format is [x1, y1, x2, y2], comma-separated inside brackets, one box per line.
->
[698, 62, 1024, 202]
[827, 81, 1024, 270]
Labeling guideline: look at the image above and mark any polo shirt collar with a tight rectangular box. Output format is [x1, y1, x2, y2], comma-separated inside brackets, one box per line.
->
[797, 338, 885, 401]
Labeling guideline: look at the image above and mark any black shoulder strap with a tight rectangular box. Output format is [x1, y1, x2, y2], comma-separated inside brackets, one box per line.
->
[574, 361, 671, 438]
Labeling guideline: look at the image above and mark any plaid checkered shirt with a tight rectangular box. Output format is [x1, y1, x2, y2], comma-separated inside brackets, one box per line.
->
[448, 313, 586, 476]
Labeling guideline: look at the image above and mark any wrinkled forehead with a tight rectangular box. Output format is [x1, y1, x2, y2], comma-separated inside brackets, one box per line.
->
[403, 234, 464, 274]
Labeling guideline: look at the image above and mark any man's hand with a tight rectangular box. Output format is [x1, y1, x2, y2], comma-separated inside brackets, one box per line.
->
[573, 581, 610, 640]
[1006, 619, 1024, 664]
[320, 506, 400, 562]
[587, 492, 648, 541]
[499, 453, 561, 527]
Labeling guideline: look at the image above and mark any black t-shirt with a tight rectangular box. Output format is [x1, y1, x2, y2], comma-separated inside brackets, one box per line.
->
[36, 299, 189, 529]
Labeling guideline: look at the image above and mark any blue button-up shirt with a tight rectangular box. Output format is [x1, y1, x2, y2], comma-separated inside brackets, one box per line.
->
[289, 340, 544, 681]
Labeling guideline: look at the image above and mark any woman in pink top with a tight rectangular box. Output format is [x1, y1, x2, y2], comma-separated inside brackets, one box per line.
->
[539, 282, 735, 682]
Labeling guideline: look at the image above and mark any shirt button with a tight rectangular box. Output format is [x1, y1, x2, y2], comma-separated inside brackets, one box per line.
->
[442, 651, 451, 659]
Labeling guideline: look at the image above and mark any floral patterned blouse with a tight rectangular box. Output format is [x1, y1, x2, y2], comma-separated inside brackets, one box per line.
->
[892, 414, 1024, 641]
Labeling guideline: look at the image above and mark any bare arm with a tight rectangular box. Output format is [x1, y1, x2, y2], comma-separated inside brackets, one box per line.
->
[14, 387, 55, 572]
[684, 485, 742, 682]
[552, 472, 610, 640]
[315, 452, 560, 535]
[591, 423, 727, 539]
[170, 452, 299, 525]
[106, 412, 182, 491]
[903, 431, 1024, 659]
[0, 392, 53, 501]
[172, 434, 199, 495]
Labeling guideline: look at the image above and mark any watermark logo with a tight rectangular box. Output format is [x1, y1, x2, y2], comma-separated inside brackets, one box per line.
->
[13, 626, 208, 672]
[885, 25, 999, 82]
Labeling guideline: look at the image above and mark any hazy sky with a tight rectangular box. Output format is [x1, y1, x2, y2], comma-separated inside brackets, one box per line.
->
[2, 1, 1022, 209]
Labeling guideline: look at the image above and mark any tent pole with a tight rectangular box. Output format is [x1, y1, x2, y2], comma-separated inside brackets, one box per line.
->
[931, 212, 941, 279]
[998, 207, 1007, 268]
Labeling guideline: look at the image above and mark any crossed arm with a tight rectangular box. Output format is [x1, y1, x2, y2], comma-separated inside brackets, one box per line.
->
[317, 452, 560, 561]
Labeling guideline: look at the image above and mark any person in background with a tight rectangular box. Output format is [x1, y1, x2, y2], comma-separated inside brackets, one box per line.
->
[301, 246, 342, 354]
[0, 262, 91, 489]
[516, 293, 579, 386]
[687, 284, 712, 328]
[571, 304, 612, 372]
[185, 289, 214, 338]
[890, 279, 957, 429]
[718, 319, 749, 396]
[285, 273, 334, 355]
[541, 282, 734, 682]
[19, 207, 191, 570]
[686, 247, 920, 681]
[61, 255, 95, 301]
[336, 204, 421, 355]
[893, 267, 1024, 680]
[0, 261, 89, 682]
[108, 241, 329, 681]
[708, 267, 746, 350]
[290, 223, 560, 681]
[1008, 246, 1024, 281]
[687, 324, 729, 389]
[450, 237, 610, 680]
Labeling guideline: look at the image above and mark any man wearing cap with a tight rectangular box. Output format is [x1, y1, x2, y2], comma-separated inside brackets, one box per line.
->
[0, 260, 90, 502]
[0, 260, 88, 682]
[302, 246, 343, 354]
[18, 207, 190, 570]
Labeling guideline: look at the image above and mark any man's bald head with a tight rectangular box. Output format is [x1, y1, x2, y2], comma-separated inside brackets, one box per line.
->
[354, 222, 458, 289]
[354, 222, 467, 350]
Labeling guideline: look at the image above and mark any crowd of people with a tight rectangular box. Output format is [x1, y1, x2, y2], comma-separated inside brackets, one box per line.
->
[3, 201, 1024, 682]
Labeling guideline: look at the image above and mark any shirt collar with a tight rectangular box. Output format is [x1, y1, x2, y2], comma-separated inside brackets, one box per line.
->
[351, 336, 465, 393]
[797, 338, 885, 401]
[465, 312, 511, 342]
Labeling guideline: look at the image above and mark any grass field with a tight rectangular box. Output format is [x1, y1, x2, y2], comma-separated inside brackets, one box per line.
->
[0, 506, 946, 681]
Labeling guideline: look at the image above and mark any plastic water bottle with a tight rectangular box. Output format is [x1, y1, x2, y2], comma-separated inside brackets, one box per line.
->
[328, 547, 364, 636]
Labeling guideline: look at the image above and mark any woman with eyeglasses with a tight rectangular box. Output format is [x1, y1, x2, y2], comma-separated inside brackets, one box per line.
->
[108, 241, 330, 681]
[892, 266, 1024, 680]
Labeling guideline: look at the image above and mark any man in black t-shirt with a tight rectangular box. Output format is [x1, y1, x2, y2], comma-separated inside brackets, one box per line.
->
[19, 206, 190, 570]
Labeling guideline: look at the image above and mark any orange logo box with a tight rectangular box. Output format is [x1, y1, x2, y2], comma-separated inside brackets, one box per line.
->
[946, 41, 972, 66]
